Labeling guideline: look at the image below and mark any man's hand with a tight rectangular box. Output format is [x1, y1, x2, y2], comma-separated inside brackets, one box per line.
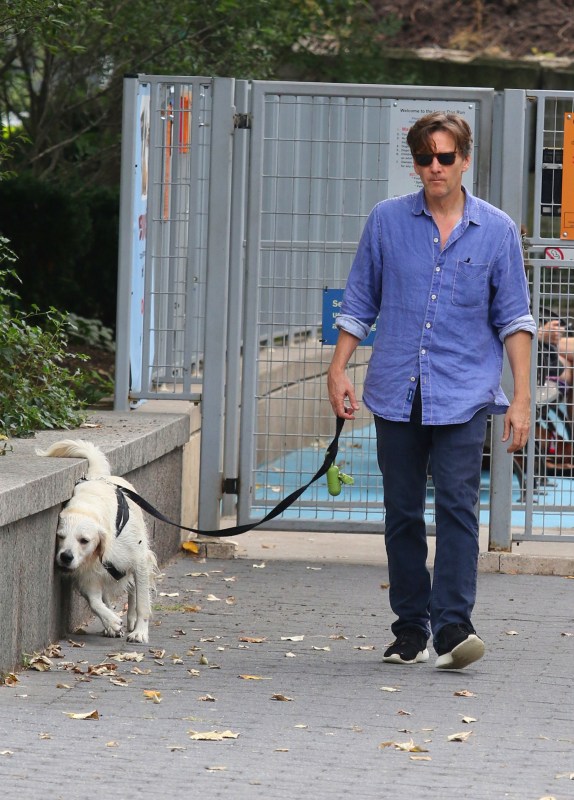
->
[502, 398, 531, 453]
[327, 366, 359, 420]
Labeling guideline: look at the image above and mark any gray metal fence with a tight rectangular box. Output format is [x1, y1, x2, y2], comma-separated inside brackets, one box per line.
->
[115, 77, 574, 545]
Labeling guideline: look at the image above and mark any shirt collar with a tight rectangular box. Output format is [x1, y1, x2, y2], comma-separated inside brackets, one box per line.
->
[411, 186, 482, 226]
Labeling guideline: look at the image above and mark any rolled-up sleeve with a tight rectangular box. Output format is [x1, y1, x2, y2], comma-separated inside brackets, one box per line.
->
[335, 313, 372, 341]
[499, 313, 537, 341]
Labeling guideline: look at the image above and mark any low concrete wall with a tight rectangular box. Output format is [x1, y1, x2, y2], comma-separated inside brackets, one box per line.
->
[0, 409, 191, 675]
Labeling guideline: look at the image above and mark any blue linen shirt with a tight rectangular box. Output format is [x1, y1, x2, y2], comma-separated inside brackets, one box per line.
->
[336, 188, 536, 424]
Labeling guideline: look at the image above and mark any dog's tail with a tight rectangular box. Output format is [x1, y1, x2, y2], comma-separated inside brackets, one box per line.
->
[37, 439, 111, 478]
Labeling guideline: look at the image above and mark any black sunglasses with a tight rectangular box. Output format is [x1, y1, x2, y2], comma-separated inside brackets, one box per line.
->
[413, 151, 457, 167]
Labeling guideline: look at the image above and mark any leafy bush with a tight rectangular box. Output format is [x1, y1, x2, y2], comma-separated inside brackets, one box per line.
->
[0, 269, 90, 437]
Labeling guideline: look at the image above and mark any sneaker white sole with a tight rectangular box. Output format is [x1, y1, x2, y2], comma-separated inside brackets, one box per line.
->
[435, 635, 485, 670]
[383, 648, 429, 665]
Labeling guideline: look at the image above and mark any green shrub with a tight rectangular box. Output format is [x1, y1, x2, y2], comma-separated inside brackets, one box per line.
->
[0, 269, 90, 437]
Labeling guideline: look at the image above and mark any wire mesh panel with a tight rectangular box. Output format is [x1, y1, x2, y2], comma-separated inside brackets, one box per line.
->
[519, 91, 574, 541]
[239, 83, 494, 531]
[117, 76, 212, 402]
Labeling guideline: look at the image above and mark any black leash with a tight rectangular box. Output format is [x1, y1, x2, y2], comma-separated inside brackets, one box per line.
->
[118, 416, 345, 538]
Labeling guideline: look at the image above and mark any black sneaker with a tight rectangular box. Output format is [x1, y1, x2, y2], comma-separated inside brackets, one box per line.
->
[383, 628, 429, 665]
[435, 623, 485, 670]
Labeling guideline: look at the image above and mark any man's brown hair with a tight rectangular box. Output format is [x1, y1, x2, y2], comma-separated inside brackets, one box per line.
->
[407, 112, 473, 158]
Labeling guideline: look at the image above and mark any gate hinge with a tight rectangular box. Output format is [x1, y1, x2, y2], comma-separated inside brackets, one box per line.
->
[233, 113, 252, 130]
[222, 477, 239, 495]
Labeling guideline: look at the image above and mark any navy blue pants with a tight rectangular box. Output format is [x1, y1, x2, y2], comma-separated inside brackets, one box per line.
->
[374, 388, 488, 647]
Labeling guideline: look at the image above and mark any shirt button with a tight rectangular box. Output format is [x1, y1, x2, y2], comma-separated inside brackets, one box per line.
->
[425, 322, 431, 329]
[431, 294, 437, 300]
[433, 237, 439, 243]
[421, 349, 426, 355]
[410, 376, 416, 382]
[435, 266, 441, 272]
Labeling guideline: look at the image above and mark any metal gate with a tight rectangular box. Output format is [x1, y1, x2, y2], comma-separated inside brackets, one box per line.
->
[115, 77, 574, 544]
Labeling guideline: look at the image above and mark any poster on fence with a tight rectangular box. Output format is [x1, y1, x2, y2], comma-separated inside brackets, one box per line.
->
[388, 100, 476, 198]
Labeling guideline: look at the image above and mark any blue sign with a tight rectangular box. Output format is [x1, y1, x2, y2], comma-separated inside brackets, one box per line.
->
[321, 288, 377, 346]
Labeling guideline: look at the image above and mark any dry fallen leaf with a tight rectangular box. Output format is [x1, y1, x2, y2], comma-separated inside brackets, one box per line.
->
[0, 750, 14, 756]
[281, 635, 304, 642]
[271, 694, 293, 702]
[182, 541, 200, 554]
[3, 673, 19, 686]
[397, 709, 412, 716]
[28, 655, 53, 671]
[380, 739, 428, 753]
[188, 730, 239, 741]
[284, 652, 296, 658]
[311, 646, 331, 652]
[88, 663, 118, 676]
[160, 592, 179, 598]
[252, 563, 266, 569]
[238, 675, 270, 681]
[206, 594, 221, 602]
[410, 755, 432, 761]
[380, 686, 401, 693]
[143, 690, 162, 703]
[461, 715, 477, 724]
[453, 690, 475, 697]
[199, 694, 216, 702]
[505, 630, 519, 636]
[106, 741, 119, 748]
[108, 651, 144, 663]
[239, 637, 267, 644]
[447, 731, 473, 742]
[206, 765, 227, 771]
[63, 710, 99, 720]
[44, 644, 64, 657]
[39, 733, 51, 740]
[555, 773, 574, 780]
[354, 645, 375, 651]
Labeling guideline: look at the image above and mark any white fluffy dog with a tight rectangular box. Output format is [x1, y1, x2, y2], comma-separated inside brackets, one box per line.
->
[38, 439, 158, 643]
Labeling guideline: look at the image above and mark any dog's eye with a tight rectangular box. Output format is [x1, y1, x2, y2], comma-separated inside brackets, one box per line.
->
[79, 537, 90, 545]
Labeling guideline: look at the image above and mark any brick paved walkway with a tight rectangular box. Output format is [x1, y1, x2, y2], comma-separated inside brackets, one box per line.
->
[1, 555, 573, 799]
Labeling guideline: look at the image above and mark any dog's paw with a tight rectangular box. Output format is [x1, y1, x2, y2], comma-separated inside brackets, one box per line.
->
[126, 628, 149, 644]
[103, 625, 124, 638]
[101, 616, 124, 637]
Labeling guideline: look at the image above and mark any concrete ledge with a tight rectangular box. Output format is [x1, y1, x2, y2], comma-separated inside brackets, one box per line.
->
[0, 409, 191, 674]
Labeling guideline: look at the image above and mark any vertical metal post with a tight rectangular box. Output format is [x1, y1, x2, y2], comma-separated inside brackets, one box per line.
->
[114, 76, 140, 411]
[198, 78, 235, 530]
[488, 89, 528, 551]
[222, 81, 250, 517]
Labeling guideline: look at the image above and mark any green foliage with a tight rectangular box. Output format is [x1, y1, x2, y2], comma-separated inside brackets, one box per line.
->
[68, 314, 114, 352]
[0, 268, 90, 437]
[0, 176, 119, 326]
[0, 0, 398, 184]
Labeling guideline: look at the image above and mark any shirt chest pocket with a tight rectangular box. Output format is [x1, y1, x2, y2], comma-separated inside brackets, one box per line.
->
[451, 261, 489, 307]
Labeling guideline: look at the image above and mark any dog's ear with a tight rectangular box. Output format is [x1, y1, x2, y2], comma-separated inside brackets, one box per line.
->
[93, 528, 108, 561]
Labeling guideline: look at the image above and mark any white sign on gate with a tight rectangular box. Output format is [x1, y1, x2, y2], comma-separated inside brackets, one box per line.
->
[388, 100, 476, 198]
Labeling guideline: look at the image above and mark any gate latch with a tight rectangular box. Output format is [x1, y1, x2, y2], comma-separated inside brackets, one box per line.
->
[222, 477, 239, 495]
[233, 113, 252, 130]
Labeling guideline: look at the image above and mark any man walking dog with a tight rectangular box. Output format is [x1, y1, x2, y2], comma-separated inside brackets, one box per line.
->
[327, 112, 535, 669]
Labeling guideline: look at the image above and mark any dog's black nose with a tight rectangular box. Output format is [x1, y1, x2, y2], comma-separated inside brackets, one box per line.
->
[59, 550, 74, 566]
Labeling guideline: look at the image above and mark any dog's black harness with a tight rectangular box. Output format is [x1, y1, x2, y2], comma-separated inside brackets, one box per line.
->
[72, 480, 130, 580]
